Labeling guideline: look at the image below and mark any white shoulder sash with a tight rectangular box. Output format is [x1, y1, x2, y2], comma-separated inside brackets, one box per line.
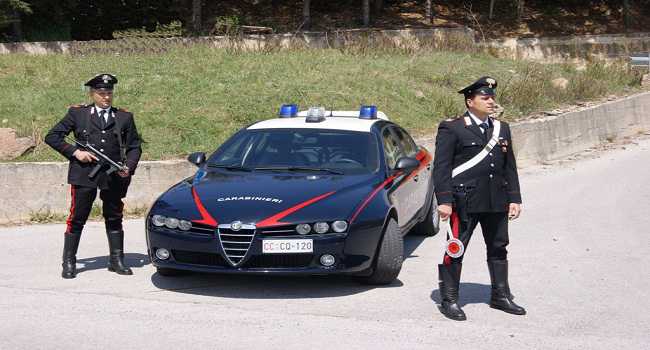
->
[451, 120, 501, 178]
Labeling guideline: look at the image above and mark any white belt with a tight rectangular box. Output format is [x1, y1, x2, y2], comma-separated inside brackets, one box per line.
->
[451, 120, 501, 178]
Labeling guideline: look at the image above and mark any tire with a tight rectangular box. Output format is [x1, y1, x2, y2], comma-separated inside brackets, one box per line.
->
[411, 193, 440, 236]
[156, 267, 185, 277]
[358, 218, 403, 285]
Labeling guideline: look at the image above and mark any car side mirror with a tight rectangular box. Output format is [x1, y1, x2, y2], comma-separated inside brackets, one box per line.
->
[394, 156, 419, 172]
[187, 152, 206, 167]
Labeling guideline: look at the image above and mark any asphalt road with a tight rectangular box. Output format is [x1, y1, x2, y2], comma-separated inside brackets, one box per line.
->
[1, 138, 649, 350]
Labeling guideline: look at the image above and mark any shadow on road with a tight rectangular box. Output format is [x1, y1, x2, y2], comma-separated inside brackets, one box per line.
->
[430, 282, 492, 307]
[404, 234, 428, 260]
[76, 253, 150, 274]
[150, 273, 403, 299]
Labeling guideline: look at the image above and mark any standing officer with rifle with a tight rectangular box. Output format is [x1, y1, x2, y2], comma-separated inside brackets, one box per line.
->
[433, 76, 526, 320]
[45, 73, 142, 279]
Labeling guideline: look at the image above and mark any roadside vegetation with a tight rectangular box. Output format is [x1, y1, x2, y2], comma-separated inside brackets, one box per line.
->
[0, 41, 644, 162]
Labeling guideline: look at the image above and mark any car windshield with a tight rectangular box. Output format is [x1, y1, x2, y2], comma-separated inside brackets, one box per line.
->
[208, 129, 380, 174]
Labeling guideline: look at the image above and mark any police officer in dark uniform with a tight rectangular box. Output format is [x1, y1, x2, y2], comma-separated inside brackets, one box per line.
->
[45, 73, 142, 279]
[433, 76, 526, 320]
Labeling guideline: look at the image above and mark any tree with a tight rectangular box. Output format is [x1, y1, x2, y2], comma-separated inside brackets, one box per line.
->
[489, 0, 496, 20]
[623, 0, 630, 33]
[425, 0, 434, 24]
[303, 0, 310, 30]
[363, 0, 370, 27]
[191, 0, 202, 35]
[0, 0, 31, 41]
[516, 0, 524, 22]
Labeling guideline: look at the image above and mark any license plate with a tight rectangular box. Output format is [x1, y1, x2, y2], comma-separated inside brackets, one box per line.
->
[262, 239, 313, 254]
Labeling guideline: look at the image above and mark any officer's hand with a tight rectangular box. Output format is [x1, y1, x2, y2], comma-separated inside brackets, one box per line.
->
[117, 167, 130, 178]
[508, 203, 521, 220]
[438, 204, 453, 221]
[73, 150, 98, 163]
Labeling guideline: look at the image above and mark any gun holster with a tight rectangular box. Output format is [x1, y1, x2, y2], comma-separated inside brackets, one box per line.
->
[452, 187, 471, 222]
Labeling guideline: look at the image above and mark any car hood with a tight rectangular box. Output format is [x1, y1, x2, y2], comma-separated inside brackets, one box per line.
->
[153, 169, 382, 227]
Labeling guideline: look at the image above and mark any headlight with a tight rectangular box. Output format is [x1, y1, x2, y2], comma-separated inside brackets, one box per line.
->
[164, 217, 179, 229]
[178, 220, 192, 231]
[152, 215, 166, 227]
[332, 220, 348, 233]
[314, 222, 329, 234]
[296, 223, 311, 235]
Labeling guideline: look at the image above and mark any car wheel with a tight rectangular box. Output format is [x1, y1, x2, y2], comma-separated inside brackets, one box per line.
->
[156, 267, 185, 277]
[411, 193, 440, 236]
[358, 218, 403, 285]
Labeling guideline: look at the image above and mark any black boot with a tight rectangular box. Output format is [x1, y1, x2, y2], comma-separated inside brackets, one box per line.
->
[488, 260, 526, 315]
[62, 232, 81, 279]
[106, 230, 133, 275]
[438, 263, 466, 321]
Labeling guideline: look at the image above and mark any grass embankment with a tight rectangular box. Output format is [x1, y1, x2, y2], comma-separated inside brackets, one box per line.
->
[0, 46, 643, 161]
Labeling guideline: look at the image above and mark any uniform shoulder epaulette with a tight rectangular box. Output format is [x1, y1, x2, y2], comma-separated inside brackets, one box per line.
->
[68, 103, 89, 109]
[115, 107, 130, 113]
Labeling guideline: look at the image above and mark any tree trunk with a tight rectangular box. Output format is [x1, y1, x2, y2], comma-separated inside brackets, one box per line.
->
[10, 10, 23, 41]
[303, 0, 311, 30]
[191, 0, 202, 35]
[516, 0, 524, 22]
[489, 0, 496, 20]
[425, 0, 433, 24]
[623, 0, 630, 32]
[363, 0, 370, 27]
[375, 0, 383, 15]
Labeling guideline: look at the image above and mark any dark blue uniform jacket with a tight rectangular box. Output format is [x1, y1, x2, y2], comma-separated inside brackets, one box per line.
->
[45, 104, 142, 189]
[433, 112, 521, 213]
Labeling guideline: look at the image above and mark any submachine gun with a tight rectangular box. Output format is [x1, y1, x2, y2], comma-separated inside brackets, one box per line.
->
[72, 139, 128, 179]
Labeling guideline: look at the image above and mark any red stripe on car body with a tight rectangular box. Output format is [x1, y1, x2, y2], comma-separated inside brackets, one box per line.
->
[191, 187, 218, 227]
[349, 173, 401, 224]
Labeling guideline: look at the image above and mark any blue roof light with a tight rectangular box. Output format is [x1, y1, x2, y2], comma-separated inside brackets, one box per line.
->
[279, 104, 298, 118]
[359, 105, 378, 119]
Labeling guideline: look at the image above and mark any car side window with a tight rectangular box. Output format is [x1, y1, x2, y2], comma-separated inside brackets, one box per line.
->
[393, 127, 418, 158]
[381, 127, 404, 169]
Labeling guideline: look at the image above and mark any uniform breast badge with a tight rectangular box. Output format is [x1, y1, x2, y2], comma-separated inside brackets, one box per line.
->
[500, 139, 508, 153]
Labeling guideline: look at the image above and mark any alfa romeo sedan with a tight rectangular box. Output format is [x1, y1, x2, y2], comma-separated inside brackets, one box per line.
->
[146, 105, 439, 284]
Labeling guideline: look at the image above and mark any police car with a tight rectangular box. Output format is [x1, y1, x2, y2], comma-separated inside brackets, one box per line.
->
[146, 105, 440, 284]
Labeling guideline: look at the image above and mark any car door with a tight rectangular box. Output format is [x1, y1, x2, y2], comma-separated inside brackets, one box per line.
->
[381, 126, 419, 227]
[392, 126, 431, 215]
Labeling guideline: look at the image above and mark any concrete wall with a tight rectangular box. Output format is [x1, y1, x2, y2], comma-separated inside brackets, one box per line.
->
[484, 32, 650, 64]
[0, 28, 475, 55]
[1, 92, 649, 224]
[3, 28, 648, 66]
[0, 160, 195, 225]
[512, 93, 650, 166]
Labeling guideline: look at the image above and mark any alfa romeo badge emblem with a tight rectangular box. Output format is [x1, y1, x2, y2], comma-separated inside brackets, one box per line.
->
[230, 221, 243, 231]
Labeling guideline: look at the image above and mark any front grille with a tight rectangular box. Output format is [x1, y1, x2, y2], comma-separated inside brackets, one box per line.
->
[246, 254, 313, 268]
[172, 250, 313, 269]
[218, 224, 255, 266]
[258, 224, 297, 237]
[172, 250, 228, 267]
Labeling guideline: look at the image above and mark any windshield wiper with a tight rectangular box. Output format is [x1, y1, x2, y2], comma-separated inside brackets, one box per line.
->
[253, 166, 344, 175]
[207, 164, 252, 172]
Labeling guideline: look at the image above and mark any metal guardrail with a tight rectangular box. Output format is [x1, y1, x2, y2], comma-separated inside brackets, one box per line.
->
[630, 52, 650, 70]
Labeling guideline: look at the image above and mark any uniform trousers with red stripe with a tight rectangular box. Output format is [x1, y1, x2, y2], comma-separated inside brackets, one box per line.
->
[443, 210, 509, 265]
[65, 183, 128, 235]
